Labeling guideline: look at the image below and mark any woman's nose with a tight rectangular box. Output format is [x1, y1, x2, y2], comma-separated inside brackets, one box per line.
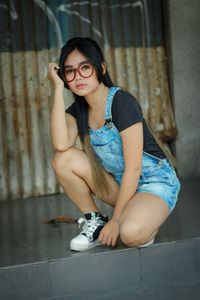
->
[74, 70, 82, 80]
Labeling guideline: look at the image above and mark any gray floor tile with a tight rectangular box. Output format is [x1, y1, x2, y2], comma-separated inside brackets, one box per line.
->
[49, 248, 140, 297]
[0, 237, 41, 267]
[38, 274, 200, 300]
[0, 262, 51, 300]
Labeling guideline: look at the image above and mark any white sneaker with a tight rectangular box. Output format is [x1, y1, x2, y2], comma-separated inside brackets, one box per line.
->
[70, 212, 108, 251]
[138, 238, 155, 248]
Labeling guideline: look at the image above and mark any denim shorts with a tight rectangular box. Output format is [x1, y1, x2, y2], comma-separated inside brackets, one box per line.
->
[114, 152, 181, 212]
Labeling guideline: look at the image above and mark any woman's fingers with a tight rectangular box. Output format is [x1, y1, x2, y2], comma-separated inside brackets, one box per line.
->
[105, 237, 112, 246]
[99, 232, 117, 246]
[111, 236, 117, 246]
[48, 62, 59, 73]
[99, 220, 119, 247]
[47, 62, 64, 87]
[99, 232, 107, 245]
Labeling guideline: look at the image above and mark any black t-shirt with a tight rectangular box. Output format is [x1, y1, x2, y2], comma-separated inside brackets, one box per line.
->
[66, 89, 166, 159]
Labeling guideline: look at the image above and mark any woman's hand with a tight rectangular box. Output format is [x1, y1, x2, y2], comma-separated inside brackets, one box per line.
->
[98, 218, 119, 247]
[48, 62, 64, 89]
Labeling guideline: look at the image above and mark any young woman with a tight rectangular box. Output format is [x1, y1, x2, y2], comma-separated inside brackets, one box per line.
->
[48, 37, 180, 252]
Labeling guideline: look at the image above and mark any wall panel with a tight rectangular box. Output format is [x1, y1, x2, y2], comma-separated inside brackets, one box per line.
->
[0, 0, 176, 200]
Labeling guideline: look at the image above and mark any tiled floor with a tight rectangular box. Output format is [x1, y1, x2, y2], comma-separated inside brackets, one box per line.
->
[0, 177, 200, 300]
[0, 177, 200, 268]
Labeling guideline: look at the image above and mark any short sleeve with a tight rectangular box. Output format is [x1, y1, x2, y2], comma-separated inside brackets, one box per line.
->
[112, 90, 143, 132]
[65, 102, 77, 119]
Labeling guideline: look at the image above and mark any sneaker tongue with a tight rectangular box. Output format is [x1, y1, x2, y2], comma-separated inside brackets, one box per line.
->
[84, 212, 100, 220]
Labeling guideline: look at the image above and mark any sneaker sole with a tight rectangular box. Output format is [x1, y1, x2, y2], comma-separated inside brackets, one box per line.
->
[138, 238, 155, 248]
[70, 240, 102, 251]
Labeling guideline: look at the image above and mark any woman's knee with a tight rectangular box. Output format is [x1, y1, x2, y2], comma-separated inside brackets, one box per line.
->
[119, 221, 151, 247]
[51, 147, 82, 176]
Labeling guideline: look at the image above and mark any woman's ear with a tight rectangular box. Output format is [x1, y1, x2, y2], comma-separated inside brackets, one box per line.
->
[102, 62, 107, 75]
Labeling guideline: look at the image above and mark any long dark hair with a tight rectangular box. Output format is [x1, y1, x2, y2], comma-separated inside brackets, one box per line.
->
[59, 37, 114, 199]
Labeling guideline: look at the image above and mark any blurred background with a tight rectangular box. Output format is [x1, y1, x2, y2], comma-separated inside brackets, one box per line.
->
[0, 0, 199, 201]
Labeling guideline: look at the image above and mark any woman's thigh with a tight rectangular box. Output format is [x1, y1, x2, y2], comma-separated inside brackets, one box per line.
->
[53, 147, 119, 206]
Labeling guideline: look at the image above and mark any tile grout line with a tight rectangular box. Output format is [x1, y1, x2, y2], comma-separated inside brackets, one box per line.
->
[139, 248, 143, 282]
[13, 236, 47, 260]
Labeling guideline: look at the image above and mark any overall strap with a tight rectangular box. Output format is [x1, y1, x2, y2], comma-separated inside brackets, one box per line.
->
[104, 86, 121, 122]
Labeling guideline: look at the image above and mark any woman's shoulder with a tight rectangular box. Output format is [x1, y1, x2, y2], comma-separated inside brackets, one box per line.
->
[111, 88, 143, 132]
[112, 88, 142, 110]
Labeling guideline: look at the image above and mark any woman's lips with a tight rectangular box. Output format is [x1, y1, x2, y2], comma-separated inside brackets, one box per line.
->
[76, 83, 87, 89]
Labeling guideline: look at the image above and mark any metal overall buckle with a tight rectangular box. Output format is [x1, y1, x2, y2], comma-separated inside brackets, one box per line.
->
[105, 118, 113, 129]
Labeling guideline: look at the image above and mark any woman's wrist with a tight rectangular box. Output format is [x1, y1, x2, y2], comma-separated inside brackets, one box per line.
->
[111, 215, 120, 223]
[54, 83, 64, 91]
[54, 85, 64, 99]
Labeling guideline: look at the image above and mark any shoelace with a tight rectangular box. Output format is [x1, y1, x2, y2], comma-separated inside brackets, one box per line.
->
[78, 217, 103, 238]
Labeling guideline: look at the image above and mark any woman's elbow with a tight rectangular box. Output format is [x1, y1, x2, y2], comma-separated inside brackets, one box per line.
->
[52, 143, 70, 152]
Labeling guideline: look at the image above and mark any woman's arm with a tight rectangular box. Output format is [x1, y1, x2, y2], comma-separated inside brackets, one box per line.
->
[112, 122, 143, 221]
[48, 63, 78, 151]
[99, 122, 143, 246]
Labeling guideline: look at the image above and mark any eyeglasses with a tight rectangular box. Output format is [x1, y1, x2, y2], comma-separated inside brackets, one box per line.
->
[63, 61, 94, 82]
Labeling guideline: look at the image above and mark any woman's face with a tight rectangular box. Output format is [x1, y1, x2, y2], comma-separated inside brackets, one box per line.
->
[63, 49, 99, 96]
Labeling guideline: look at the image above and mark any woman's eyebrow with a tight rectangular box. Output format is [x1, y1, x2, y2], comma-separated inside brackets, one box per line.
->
[64, 60, 90, 68]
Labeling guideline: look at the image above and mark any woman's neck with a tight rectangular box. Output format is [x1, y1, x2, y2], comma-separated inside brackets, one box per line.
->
[85, 84, 109, 112]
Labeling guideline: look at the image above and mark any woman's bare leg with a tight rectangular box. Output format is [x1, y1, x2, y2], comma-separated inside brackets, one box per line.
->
[52, 147, 119, 213]
[119, 192, 170, 247]
[52, 148, 169, 248]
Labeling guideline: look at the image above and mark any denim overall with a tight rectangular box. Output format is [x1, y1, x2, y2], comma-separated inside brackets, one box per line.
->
[89, 87, 180, 212]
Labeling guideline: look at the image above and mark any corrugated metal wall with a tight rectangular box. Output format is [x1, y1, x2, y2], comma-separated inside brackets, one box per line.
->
[0, 0, 176, 200]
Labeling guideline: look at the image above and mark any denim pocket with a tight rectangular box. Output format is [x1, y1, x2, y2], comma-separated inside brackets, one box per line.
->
[92, 139, 124, 173]
[90, 125, 125, 173]
[142, 160, 164, 176]
[141, 160, 178, 187]
[141, 152, 163, 175]
[91, 130, 115, 146]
